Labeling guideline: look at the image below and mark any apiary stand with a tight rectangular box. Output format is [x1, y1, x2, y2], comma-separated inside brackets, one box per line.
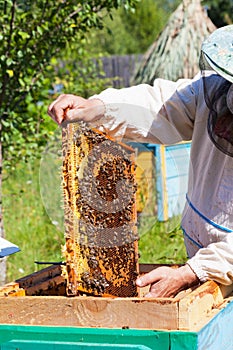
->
[0, 264, 233, 350]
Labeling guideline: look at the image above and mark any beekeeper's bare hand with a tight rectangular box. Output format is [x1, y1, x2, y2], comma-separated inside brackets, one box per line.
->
[48, 94, 105, 125]
[136, 264, 199, 298]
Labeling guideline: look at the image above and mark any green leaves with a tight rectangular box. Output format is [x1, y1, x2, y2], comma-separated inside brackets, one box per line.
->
[18, 31, 30, 40]
[0, 0, 138, 165]
[86, 0, 174, 56]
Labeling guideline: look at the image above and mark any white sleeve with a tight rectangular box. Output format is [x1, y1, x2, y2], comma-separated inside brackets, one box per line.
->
[187, 231, 233, 285]
[90, 76, 199, 143]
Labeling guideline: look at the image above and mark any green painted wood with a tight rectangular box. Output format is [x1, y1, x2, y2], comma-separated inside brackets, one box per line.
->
[0, 325, 170, 350]
[1, 339, 151, 350]
[170, 332, 197, 350]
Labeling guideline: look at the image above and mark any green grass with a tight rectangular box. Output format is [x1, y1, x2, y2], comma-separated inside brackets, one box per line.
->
[2, 160, 187, 283]
[138, 215, 187, 264]
[2, 160, 64, 282]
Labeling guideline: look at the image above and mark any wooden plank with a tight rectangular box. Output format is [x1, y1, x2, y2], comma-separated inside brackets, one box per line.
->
[1, 265, 233, 331]
[15, 265, 65, 296]
[0, 295, 179, 330]
[16, 265, 62, 288]
[22, 275, 65, 296]
[100, 54, 143, 88]
[139, 263, 181, 274]
[0, 325, 171, 350]
[178, 280, 233, 330]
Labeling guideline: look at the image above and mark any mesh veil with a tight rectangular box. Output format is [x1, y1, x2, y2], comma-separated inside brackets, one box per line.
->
[201, 69, 233, 157]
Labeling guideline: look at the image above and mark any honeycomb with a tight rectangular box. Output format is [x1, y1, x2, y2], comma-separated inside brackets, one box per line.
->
[62, 121, 139, 297]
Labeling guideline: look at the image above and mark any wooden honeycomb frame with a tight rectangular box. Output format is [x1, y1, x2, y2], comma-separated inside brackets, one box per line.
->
[62, 122, 139, 297]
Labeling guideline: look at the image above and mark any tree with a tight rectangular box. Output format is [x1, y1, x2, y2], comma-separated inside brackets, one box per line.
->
[0, 0, 139, 159]
[203, 0, 233, 27]
[87, 0, 180, 55]
[120, 0, 170, 54]
[0, 0, 139, 284]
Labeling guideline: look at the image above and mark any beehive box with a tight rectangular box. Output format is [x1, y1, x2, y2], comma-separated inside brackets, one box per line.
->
[1, 265, 233, 350]
[146, 142, 191, 221]
[1, 263, 233, 332]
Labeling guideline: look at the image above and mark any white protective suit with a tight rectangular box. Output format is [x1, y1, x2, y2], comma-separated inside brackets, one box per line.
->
[90, 72, 233, 285]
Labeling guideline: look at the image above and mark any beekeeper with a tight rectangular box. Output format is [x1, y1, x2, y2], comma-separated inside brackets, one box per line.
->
[48, 25, 233, 297]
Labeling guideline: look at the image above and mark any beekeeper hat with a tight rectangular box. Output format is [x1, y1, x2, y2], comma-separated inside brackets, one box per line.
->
[200, 25, 233, 83]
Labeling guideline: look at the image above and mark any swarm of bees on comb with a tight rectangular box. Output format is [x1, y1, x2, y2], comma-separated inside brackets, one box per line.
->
[62, 121, 139, 297]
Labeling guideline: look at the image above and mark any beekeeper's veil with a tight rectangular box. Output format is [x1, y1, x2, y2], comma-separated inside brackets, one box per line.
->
[200, 25, 233, 156]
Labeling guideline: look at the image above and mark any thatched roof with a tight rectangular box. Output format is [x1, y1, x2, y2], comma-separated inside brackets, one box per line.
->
[133, 0, 216, 84]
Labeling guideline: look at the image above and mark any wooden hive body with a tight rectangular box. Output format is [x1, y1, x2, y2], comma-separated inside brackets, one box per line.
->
[1, 264, 233, 332]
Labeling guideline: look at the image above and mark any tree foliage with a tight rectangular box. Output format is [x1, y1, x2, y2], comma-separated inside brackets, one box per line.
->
[0, 0, 138, 165]
[203, 0, 233, 27]
[0, 0, 231, 165]
[87, 0, 180, 55]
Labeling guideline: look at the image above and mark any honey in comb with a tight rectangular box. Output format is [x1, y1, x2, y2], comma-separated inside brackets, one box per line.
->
[62, 121, 139, 297]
